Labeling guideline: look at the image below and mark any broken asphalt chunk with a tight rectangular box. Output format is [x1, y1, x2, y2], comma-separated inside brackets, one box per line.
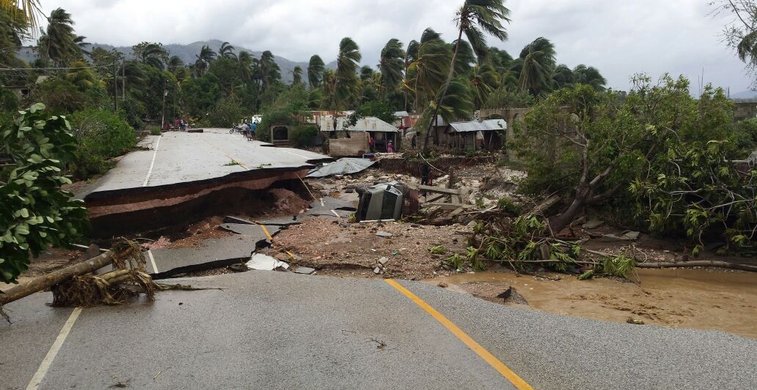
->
[375, 231, 393, 238]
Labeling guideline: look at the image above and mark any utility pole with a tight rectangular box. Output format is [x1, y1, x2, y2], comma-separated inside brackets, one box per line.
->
[161, 80, 167, 130]
[113, 60, 118, 112]
[122, 61, 126, 101]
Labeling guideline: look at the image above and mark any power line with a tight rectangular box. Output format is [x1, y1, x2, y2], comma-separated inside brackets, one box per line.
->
[0, 65, 109, 72]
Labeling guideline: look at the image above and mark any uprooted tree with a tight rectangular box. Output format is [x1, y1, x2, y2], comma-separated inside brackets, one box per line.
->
[512, 75, 756, 253]
[0, 103, 88, 283]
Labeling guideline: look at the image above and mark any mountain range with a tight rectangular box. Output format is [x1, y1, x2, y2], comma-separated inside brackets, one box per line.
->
[17, 39, 336, 84]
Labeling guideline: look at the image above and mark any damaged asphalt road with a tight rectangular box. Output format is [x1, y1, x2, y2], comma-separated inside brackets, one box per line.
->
[2, 272, 756, 390]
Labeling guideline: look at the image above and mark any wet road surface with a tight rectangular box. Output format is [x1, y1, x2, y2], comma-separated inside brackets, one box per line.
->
[2, 271, 755, 389]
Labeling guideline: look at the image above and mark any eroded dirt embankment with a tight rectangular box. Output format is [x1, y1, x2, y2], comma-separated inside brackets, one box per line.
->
[85, 167, 312, 238]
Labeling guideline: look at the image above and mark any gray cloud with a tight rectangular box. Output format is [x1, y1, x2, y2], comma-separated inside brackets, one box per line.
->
[40, 0, 752, 92]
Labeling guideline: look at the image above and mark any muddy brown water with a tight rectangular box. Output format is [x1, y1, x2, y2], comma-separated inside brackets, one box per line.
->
[432, 268, 757, 339]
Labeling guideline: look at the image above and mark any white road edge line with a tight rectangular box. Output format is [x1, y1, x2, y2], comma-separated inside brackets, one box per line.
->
[148, 250, 159, 274]
[142, 135, 162, 187]
[26, 307, 83, 390]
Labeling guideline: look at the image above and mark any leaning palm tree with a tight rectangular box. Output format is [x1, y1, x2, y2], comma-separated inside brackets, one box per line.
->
[237, 50, 253, 82]
[194, 44, 216, 76]
[335, 37, 361, 109]
[37, 7, 80, 66]
[307, 54, 325, 89]
[423, 0, 511, 151]
[379, 38, 405, 99]
[518, 36, 556, 96]
[405, 29, 451, 113]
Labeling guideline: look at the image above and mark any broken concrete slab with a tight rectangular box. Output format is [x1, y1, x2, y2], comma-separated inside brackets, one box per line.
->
[255, 217, 302, 226]
[293, 266, 316, 275]
[306, 158, 376, 178]
[376, 231, 393, 238]
[219, 223, 282, 237]
[224, 216, 255, 225]
[247, 254, 289, 271]
[378, 257, 389, 266]
[148, 227, 270, 278]
[306, 197, 356, 218]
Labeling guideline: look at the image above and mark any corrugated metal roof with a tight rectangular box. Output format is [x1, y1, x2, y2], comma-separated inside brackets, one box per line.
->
[449, 119, 507, 133]
[319, 116, 398, 133]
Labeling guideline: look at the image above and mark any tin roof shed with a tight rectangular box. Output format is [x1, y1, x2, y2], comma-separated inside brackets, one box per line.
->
[449, 119, 507, 133]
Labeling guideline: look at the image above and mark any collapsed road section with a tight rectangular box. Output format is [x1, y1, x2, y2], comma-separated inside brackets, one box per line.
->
[83, 129, 332, 238]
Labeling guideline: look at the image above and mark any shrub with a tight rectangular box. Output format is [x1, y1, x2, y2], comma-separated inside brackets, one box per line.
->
[290, 124, 319, 147]
[68, 109, 136, 179]
[204, 97, 245, 128]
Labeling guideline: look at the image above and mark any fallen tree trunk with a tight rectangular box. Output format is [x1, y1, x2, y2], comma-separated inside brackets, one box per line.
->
[636, 261, 757, 272]
[0, 251, 115, 306]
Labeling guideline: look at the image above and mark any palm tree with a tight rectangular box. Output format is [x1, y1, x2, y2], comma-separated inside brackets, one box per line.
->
[307, 54, 325, 89]
[237, 51, 253, 81]
[292, 65, 303, 85]
[133, 42, 168, 70]
[0, 5, 28, 66]
[335, 37, 361, 109]
[38, 7, 80, 66]
[518, 37, 556, 96]
[572, 64, 606, 91]
[468, 61, 499, 108]
[379, 38, 405, 98]
[167, 55, 184, 73]
[453, 39, 476, 76]
[1, 0, 42, 31]
[405, 29, 450, 113]
[552, 64, 574, 89]
[423, 0, 511, 150]
[194, 44, 216, 76]
[219, 41, 236, 60]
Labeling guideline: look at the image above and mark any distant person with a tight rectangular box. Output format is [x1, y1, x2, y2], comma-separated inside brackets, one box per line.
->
[420, 163, 430, 186]
[368, 135, 375, 152]
[179, 119, 187, 131]
[386, 140, 394, 153]
[174, 117, 180, 130]
[250, 121, 257, 139]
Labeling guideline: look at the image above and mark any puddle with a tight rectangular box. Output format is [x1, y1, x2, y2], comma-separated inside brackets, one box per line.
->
[431, 268, 757, 339]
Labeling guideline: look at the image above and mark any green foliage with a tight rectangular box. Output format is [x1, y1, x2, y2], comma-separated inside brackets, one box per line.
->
[258, 86, 312, 143]
[471, 215, 580, 272]
[497, 196, 521, 215]
[290, 125, 319, 148]
[0, 103, 88, 283]
[353, 100, 396, 124]
[429, 245, 447, 255]
[68, 109, 136, 179]
[203, 97, 245, 127]
[516, 75, 756, 248]
[596, 254, 636, 279]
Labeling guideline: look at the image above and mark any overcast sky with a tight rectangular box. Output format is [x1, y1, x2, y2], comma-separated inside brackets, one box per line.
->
[39, 0, 753, 93]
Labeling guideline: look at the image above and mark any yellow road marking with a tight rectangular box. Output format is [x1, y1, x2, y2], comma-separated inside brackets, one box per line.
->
[385, 279, 533, 390]
[259, 224, 273, 241]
